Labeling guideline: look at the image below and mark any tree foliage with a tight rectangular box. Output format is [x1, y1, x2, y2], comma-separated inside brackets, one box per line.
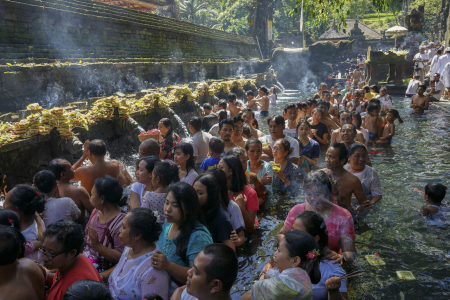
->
[409, 0, 442, 40]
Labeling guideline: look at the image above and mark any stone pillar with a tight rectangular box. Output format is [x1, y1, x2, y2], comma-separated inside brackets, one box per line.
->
[367, 63, 378, 85]
[395, 64, 403, 86]
[182, 63, 189, 81]
[388, 64, 396, 83]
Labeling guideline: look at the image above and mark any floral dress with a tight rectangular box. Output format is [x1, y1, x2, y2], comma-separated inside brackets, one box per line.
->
[160, 132, 181, 160]
[272, 160, 301, 196]
[246, 171, 269, 204]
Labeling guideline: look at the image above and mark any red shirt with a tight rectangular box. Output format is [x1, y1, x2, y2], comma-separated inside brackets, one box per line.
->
[229, 185, 259, 232]
[45, 255, 102, 300]
[284, 203, 355, 253]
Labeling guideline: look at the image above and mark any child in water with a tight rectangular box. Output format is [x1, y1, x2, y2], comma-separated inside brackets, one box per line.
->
[376, 109, 400, 144]
[364, 103, 383, 143]
[421, 183, 448, 223]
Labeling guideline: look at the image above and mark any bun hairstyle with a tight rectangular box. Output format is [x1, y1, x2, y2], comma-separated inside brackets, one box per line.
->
[128, 208, 162, 244]
[33, 170, 57, 194]
[284, 230, 322, 284]
[9, 185, 46, 216]
[153, 162, 180, 187]
[94, 176, 127, 207]
[63, 279, 112, 300]
[0, 210, 26, 259]
[0, 225, 24, 266]
[275, 138, 292, 157]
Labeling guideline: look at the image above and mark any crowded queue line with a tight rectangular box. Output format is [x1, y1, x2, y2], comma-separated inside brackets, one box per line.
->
[1, 82, 447, 300]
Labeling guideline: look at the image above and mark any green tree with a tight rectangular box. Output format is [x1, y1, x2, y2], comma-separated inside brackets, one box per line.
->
[176, 0, 208, 24]
[409, 0, 442, 40]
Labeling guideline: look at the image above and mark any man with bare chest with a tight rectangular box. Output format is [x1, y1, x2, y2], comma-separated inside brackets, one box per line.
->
[411, 85, 429, 115]
[256, 86, 270, 117]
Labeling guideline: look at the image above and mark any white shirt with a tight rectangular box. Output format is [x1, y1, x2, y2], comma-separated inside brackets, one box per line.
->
[228, 200, 245, 231]
[22, 220, 45, 261]
[259, 134, 299, 159]
[179, 169, 198, 186]
[131, 182, 146, 205]
[434, 80, 445, 99]
[181, 289, 198, 300]
[42, 197, 80, 227]
[442, 62, 450, 88]
[427, 48, 436, 61]
[208, 123, 220, 137]
[268, 94, 277, 105]
[283, 120, 298, 139]
[429, 55, 441, 75]
[188, 131, 212, 164]
[414, 52, 429, 69]
[437, 53, 450, 75]
[405, 79, 420, 95]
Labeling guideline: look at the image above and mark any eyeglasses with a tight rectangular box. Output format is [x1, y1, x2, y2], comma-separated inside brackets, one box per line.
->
[39, 247, 64, 261]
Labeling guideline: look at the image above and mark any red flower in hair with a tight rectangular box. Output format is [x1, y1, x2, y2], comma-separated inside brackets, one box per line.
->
[306, 252, 315, 259]
[8, 219, 13, 224]
[36, 191, 40, 195]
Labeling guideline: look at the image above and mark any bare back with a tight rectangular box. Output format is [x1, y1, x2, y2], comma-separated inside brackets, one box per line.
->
[58, 184, 93, 220]
[74, 160, 120, 194]
[365, 114, 381, 135]
[260, 96, 270, 111]
[0, 259, 45, 300]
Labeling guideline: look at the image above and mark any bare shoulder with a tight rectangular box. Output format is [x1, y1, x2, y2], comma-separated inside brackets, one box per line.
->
[18, 258, 44, 278]
[109, 160, 121, 167]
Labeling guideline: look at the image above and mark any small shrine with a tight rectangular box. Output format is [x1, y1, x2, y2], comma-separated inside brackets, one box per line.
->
[365, 47, 408, 86]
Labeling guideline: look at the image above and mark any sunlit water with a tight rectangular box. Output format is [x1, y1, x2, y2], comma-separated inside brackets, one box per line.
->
[120, 90, 450, 299]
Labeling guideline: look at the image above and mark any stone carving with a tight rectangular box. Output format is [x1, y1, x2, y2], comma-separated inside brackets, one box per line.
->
[405, 5, 425, 33]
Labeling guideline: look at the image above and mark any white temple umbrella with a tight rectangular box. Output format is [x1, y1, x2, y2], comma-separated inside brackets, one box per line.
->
[385, 26, 408, 48]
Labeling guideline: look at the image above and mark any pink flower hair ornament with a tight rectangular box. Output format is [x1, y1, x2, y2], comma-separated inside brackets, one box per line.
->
[306, 249, 320, 259]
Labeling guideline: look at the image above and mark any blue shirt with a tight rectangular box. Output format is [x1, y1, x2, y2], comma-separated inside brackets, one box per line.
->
[200, 156, 222, 170]
[312, 260, 347, 300]
[300, 138, 320, 159]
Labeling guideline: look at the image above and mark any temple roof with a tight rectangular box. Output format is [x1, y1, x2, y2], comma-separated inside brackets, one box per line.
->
[319, 26, 350, 40]
[339, 19, 383, 40]
[94, 0, 171, 10]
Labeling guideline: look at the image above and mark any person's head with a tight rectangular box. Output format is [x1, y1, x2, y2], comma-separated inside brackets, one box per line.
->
[436, 49, 443, 55]
[4, 185, 46, 218]
[187, 244, 238, 298]
[142, 294, 163, 300]
[379, 86, 386, 96]
[325, 143, 348, 169]
[242, 124, 251, 139]
[419, 46, 425, 54]
[217, 110, 228, 122]
[348, 143, 368, 172]
[293, 211, 328, 251]
[267, 115, 286, 138]
[88, 139, 107, 158]
[227, 147, 247, 172]
[303, 170, 334, 210]
[158, 118, 173, 137]
[317, 101, 330, 115]
[367, 103, 379, 116]
[354, 89, 363, 99]
[296, 119, 311, 138]
[0, 225, 23, 266]
[275, 231, 321, 283]
[119, 207, 161, 248]
[41, 220, 84, 270]
[296, 101, 308, 117]
[208, 138, 225, 157]
[165, 182, 204, 261]
[63, 280, 112, 300]
[306, 98, 317, 112]
[319, 82, 327, 91]
[351, 111, 362, 129]
[386, 109, 400, 122]
[219, 119, 234, 142]
[340, 123, 357, 144]
[246, 90, 254, 100]
[344, 81, 351, 89]
[90, 176, 126, 210]
[136, 156, 159, 184]
[321, 90, 331, 102]
[152, 161, 179, 188]
[283, 102, 298, 122]
[245, 138, 262, 162]
[174, 143, 195, 171]
[357, 81, 364, 89]
[311, 108, 324, 123]
[259, 85, 269, 96]
[202, 103, 212, 116]
[194, 174, 222, 222]
[188, 117, 202, 133]
[242, 108, 255, 125]
[417, 84, 427, 95]
[33, 170, 57, 196]
[233, 115, 244, 137]
[218, 100, 227, 111]
[370, 85, 380, 94]
[273, 138, 291, 161]
[218, 155, 246, 193]
[424, 183, 447, 204]
[363, 85, 370, 94]
[433, 73, 441, 82]
[338, 110, 352, 127]
[227, 93, 237, 105]
[0, 210, 26, 258]
[206, 168, 230, 208]
[139, 138, 160, 158]
[414, 75, 420, 81]
[48, 158, 74, 182]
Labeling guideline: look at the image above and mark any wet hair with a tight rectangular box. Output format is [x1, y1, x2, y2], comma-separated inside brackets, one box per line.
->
[340, 123, 357, 137]
[202, 244, 239, 292]
[319, 82, 327, 89]
[348, 143, 368, 157]
[33, 170, 57, 194]
[188, 117, 202, 131]
[0, 210, 26, 259]
[275, 138, 292, 156]
[371, 85, 380, 93]
[368, 98, 381, 105]
[174, 143, 195, 172]
[303, 170, 333, 198]
[203, 103, 212, 110]
[387, 108, 400, 119]
[127, 207, 161, 244]
[153, 162, 180, 187]
[63, 280, 112, 300]
[194, 174, 222, 224]
[284, 231, 321, 284]
[242, 107, 255, 119]
[94, 176, 127, 207]
[233, 114, 244, 125]
[0, 225, 23, 266]
[253, 119, 259, 129]
[206, 168, 230, 207]
[418, 84, 427, 91]
[48, 158, 69, 180]
[221, 155, 247, 193]
[363, 85, 370, 93]
[88, 139, 107, 157]
[245, 137, 262, 151]
[296, 119, 311, 130]
[159, 118, 173, 136]
[44, 220, 84, 255]
[351, 111, 362, 128]
[227, 93, 237, 103]
[246, 90, 254, 97]
[425, 183, 447, 204]
[218, 110, 228, 121]
[322, 90, 331, 95]
[367, 103, 378, 113]
[219, 119, 234, 131]
[259, 85, 269, 95]
[295, 211, 328, 251]
[209, 138, 225, 154]
[330, 142, 348, 164]
[242, 124, 251, 138]
[312, 107, 324, 116]
[437, 49, 443, 55]
[317, 100, 330, 109]
[140, 156, 160, 173]
[227, 147, 246, 157]
[306, 98, 317, 107]
[267, 114, 285, 126]
[284, 102, 297, 113]
[167, 182, 205, 262]
[218, 100, 227, 110]
[296, 101, 308, 110]
[142, 294, 163, 300]
[9, 185, 46, 216]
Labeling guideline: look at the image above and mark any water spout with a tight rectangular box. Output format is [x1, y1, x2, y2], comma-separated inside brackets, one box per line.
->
[168, 108, 190, 139]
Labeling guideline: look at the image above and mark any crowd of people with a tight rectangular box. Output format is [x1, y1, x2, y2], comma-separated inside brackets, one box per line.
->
[0, 71, 448, 300]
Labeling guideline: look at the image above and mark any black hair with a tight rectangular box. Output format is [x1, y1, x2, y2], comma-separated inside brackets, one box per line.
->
[306, 98, 317, 107]
[142, 294, 163, 300]
[259, 85, 269, 95]
[188, 117, 202, 131]
[338, 110, 350, 120]
[242, 124, 251, 137]
[295, 211, 328, 251]
[219, 119, 234, 131]
[218, 100, 227, 110]
[242, 107, 255, 119]
[227, 147, 246, 157]
[227, 93, 237, 103]
[303, 170, 333, 199]
[267, 114, 285, 126]
[63, 279, 112, 300]
[218, 110, 228, 122]
[174, 143, 195, 172]
[167, 182, 205, 262]
[202, 244, 239, 292]
[418, 84, 427, 91]
[253, 119, 259, 129]
[317, 100, 330, 109]
[140, 156, 160, 173]
[209, 138, 225, 154]
[367, 103, 379, 113]
[348, 143, 368, 157]
[44, 220, 84, 255]
[194, 174, 222, 225]
[284, 231, 321, 284]
[387, 108, 400, 119]
[312, 108, 324, 116]
[33, 170, 57, 194]
[206, 168, 230, 208]
[425, 183, 447, 204]
[203, 103, 212, 110]
[153, 162, 180, 187]
[221, 155, 247, 193]
[89, 139, 107, 157]
[48, 158, 69, 180]
[9, 185, 46, 216]
[127, 207, 161, 244]
[322, 90, 331, 95]
[368, 98, 381, 105]
[0, 225, 22, 266]
[246, 90, 254, 97]
[340, 123, 357, 137]
[296, 101, 308, 110]
[94, 176, 127, 207]
[319, 82, 327, 89]
[351, 111, 362, 128]
[284, 102, 297, 113]
[330, 142, 348, 164]
[275, 138, 292, 156]
[437, 49, 443, 55]
[245, 137, 262, 151]
[159, 118, 173, 137]
[233, 114, 244, 125]
[370, 85, 380, 93]
[296, 119, 311, 130]
[363, 85, 370, 93]
[0, 210, 26, 259]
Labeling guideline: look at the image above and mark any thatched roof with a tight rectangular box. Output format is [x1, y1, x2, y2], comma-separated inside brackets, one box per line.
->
[319, 26, 350, 40]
